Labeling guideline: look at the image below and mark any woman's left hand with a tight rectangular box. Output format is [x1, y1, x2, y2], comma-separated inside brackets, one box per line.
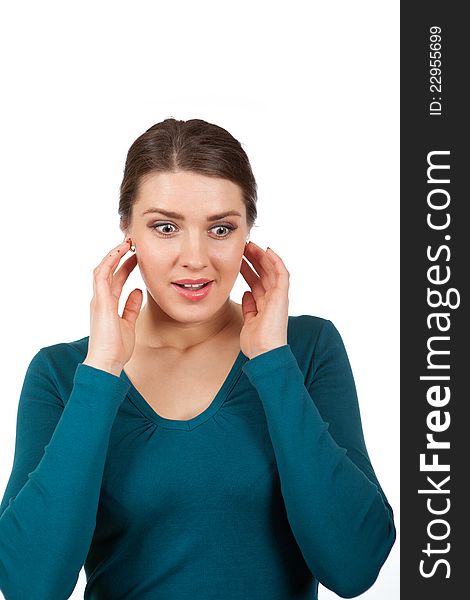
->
[239, 241, 290, 360]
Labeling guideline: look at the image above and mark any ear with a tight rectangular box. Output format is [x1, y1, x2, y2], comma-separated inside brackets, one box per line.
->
[120, 224, 131, 243]
[119, 216, 130, 239]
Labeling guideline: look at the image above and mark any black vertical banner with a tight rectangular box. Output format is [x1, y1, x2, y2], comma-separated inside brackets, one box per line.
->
[401, 3, 468, 599]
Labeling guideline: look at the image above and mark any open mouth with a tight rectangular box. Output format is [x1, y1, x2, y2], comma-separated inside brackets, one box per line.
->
[173, 281, 212, 289]
[170, 281, 215, 300]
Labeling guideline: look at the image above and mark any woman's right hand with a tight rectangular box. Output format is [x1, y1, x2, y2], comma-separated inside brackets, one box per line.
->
[82, 239, 143, 376]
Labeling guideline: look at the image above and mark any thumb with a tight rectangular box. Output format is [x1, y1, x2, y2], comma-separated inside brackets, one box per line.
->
[241, 291, 257, 322]
[122, 288, 143, 325]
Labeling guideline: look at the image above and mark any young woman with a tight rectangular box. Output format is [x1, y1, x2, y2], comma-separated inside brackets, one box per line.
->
[0, 118, 396, 599]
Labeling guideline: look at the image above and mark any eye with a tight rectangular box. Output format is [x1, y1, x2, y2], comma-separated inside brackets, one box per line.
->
[151, 223, 177, 235]
[211, 224, 236, 238]
[149, 222, 237, 239]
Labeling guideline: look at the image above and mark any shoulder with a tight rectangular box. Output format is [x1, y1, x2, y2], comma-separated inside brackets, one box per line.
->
[287, 314, 348, 379]
[36, 335, 89, 368]
[287, 313, 337, 350]
[27, 336, 90, 403]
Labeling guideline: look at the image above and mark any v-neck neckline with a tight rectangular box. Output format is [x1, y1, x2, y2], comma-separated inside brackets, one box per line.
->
[120, 349, 248, 430]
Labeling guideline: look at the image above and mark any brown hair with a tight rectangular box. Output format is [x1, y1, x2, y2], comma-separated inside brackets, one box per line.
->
[119, 118, 258, 232]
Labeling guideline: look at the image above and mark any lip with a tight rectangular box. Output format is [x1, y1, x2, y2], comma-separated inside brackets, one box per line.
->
[171, 281, 214, 301]
[172, 278, 213, 284]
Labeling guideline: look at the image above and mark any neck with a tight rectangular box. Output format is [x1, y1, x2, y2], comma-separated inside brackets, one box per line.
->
[134, 293, 242, 352]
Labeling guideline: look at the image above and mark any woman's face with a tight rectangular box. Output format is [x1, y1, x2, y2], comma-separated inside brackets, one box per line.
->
[123, 170, 250, 322]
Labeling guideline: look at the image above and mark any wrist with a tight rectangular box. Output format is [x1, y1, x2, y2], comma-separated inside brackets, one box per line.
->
[249, 342, 288, 360]
[82, 356, 124, 377]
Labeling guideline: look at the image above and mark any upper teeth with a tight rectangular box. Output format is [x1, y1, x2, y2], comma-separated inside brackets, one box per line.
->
[180, 283, 206, 289]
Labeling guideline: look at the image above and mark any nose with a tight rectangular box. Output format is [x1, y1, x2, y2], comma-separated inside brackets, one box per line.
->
[178, 234, 209, 269]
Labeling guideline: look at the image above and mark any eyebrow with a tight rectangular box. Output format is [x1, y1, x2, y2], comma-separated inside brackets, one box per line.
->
[141, 208, 242, 221]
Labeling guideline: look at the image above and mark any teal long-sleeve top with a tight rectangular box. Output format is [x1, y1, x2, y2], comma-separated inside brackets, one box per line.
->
[0, 315, 396, 599]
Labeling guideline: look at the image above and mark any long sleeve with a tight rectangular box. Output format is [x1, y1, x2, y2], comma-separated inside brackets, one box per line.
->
[241, 319, 396, 598]
[0, 349, 131, 600]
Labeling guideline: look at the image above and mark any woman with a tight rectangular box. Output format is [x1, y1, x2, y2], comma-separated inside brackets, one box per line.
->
[0, 118, 396, 599]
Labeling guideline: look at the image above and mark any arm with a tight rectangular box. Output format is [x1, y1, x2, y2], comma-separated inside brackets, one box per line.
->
[0, 349, 130, 600]
[242, 319, 396, 598]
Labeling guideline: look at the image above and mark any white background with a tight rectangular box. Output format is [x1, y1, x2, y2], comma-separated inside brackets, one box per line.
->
[0, 1, 399, 598]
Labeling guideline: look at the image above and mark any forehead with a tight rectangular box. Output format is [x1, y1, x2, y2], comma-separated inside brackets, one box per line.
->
[135, 171, 244, 210]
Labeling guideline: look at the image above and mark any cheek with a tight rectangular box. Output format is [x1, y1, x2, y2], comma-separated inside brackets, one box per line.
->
[212, 247, 243, 269]
[224, 256, 245, 281]
[136, 252, 171, 284]
[212, 240, 245, 262]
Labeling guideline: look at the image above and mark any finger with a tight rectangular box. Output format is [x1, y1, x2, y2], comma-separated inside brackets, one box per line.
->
[121, 288, 143, 325]
[111, 253, 138, 299]
[265, 247, 290, 289]
[95, 240, 132, 280]
[241, 290, 257, 322]
[240, 257, 265, 304]
[93, 240, 131, 295]
[243, 242, 276, 288]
